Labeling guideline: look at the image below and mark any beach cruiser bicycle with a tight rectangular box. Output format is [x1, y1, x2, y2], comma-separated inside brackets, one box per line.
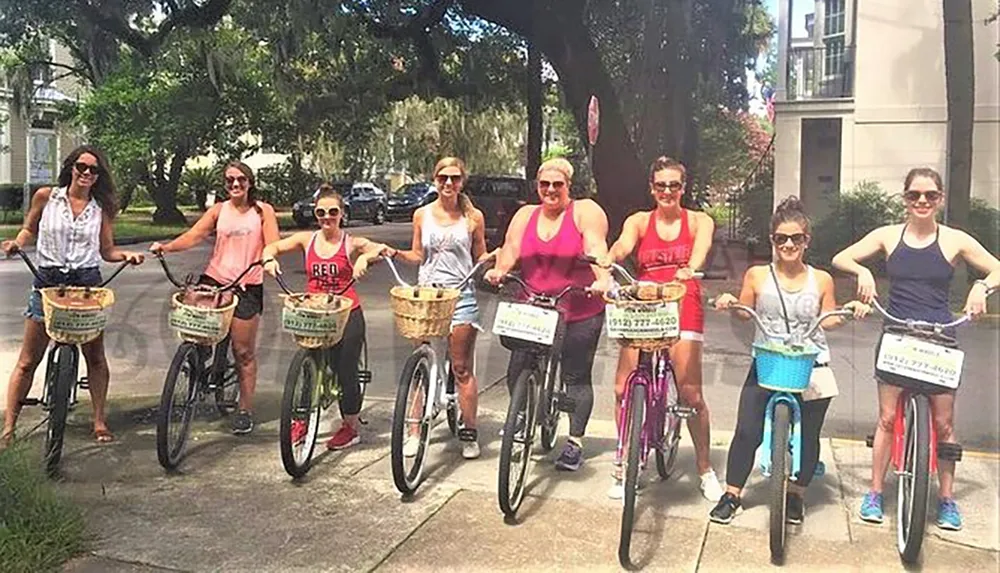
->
[867, 293, 993, 564]
[154, 252, 261, 471]
[721, 301, 854, 564]
[9, 246, 135, 475]
[271, 271, 371, 479]
[383, 255, 491, 495]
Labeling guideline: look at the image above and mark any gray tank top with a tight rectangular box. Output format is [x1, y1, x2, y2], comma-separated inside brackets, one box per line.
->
[753, 265, 830, 364]
[418, 211, 475, 293]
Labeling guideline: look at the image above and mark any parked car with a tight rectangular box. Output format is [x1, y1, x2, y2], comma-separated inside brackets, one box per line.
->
[463, 175, 534, 249]
[386, 182, 437, 221]
[292, 182, 388, 227]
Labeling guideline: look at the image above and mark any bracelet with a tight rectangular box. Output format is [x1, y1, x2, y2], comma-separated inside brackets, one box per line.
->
[974, 279, 991, 290]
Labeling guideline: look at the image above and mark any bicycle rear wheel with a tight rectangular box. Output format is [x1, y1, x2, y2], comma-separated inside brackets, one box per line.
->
[43, 345, 77, 476]
[156, 343, 200, 471]
[279, 349, 322, 479]
[390, 352, 431, 494]
[498, 368, 537, 518]
[539, 359, 562, 453]
[445, 364, 461, 436]
[618, 383, 646, 569]
[212, 336, 239, 416]
[655, 364, 681, 480]
[769, 402, 791, 564]
[897, 394, 930, 564]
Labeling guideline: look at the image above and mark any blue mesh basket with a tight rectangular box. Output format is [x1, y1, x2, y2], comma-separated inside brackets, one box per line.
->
[753, 342, 820, 392]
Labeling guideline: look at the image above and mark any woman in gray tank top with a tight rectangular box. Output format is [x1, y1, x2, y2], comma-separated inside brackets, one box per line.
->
[707, 197, 869, 526]
[386, 157, 494, 460]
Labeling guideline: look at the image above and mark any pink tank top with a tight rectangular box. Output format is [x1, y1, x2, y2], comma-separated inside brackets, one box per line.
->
[304, 232, 361, 309]
[204, 201, 264, 286]
[519, 201, 604, 322]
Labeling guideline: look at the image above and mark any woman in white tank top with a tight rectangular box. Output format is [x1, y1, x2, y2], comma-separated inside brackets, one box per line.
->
[1, 145, 145, 447]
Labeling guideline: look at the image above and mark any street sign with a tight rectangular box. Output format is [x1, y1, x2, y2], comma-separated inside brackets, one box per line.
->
[587, 95, 600, 147]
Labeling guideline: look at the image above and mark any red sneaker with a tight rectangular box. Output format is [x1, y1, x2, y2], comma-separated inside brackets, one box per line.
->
[290, 420, 308, 445]
[326, 424, 360, 451]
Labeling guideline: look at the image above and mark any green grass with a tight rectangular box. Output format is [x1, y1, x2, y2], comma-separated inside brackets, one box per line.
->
[0, 444, 88, 572]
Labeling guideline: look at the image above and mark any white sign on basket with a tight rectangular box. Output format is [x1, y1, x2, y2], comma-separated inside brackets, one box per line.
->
[492, 302, 560, 345]
[876, 333, 965, 389]
[282, 308, 342, 336]
[49, 307, 108, 333]
[605, 301, 680, 340]
[169, 306, 224, 339]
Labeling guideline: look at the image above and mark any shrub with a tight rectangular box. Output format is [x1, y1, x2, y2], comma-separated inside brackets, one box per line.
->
[967, 198, 999, 268]
[257, 160, 322, 207]
[808, 181, 905, 272]
[180, 166, 221, 210]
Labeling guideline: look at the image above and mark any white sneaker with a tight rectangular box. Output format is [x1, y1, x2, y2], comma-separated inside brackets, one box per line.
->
[462, 440, 481, 460]
[700, 470, 724, 502]
[608, 479, 625, 500]
[402, 435, 420, 458]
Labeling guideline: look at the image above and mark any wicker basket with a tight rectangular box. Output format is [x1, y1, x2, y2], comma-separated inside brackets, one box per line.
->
[389, 285, 460, 339]
[604, 281, 687, 352]
[40, 287, 115, 345]
[168, 292, 238, 346]
[281, 293, 354, 349]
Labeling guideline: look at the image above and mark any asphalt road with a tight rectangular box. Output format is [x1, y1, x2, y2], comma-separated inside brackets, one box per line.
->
[1, 221, 998, 450]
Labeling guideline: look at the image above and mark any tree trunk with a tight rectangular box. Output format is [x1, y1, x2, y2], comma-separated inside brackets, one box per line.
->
[143, 151, 189, 225]
[526, 40, 543, 179]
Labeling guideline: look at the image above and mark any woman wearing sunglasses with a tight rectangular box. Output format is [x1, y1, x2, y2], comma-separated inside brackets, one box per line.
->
[2, 145, 145, 447]
[485, 157, 611, 471]
[261, 184, 389, 450]
[150, 161, 279, 435]
[833, 167, 1000, 531]
[385, 157, 493, 460]
[601, 156, 722, 500]
[709, 196, 869, 525]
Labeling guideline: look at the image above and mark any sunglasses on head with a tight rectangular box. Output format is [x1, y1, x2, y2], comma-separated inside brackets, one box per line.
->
[314, 207, 341, 218]
[435, 174, 461, 185]
[225, 175, 249, 187]
[652, 181, 683, 193]
[74, 162, 101, 176]
[903, 190, 942, 203]
[771, 232, 808, 246]
[538, 180, 566, 190]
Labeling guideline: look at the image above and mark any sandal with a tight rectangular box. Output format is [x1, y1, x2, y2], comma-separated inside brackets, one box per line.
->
[94, 429, 115, 444]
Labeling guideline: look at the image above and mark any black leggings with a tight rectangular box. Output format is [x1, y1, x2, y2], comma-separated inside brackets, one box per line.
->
[325, 308, 366, 417]
[506, 311, 604, 438]
[725, 361, 831, 490]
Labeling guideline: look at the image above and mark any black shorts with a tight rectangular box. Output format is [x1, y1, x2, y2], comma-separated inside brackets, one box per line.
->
[198, 275, 264, 320]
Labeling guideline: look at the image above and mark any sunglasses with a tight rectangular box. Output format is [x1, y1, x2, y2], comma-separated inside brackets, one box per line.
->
[314, 207, 341, 218]
[903, 190, 943, 203]
[435, 174, 461, 185]
[538, 180, 566, 190]
[771, 233, 808, 246]
[652, 181, 683, 193]
[225, 175, 249, 187]
[74, 162, 101, 176]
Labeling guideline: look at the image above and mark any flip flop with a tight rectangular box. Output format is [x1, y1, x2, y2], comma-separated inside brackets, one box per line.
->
[94, 429, 115, 444]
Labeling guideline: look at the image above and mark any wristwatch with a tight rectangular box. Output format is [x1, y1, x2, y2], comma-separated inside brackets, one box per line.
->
[974, 279, 991, 290]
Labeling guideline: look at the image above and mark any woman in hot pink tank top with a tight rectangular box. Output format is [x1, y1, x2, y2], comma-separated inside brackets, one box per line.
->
[151, 162, 279, 435]
[486, 157, 610, 472]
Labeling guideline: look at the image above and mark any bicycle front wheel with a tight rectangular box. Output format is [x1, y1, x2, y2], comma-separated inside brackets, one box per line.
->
[390, 352, 431, 494]
[279, 349, 322, 479]
[212, 336, 239, 416]
[156, 343, 200, 471]
[656, 363, 681, 480]
[619, 382, 646, 569]
[43, 345, 77, 476]
[769, 402, 791, 564]
[498, 367, 537, 518]
[897, 394, 930, 564]
[539, 360, 562, 453]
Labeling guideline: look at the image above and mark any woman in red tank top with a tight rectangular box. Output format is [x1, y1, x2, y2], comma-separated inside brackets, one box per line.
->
[485, 157, 611, 472]
[603, 156, 723, 501]
[262, 185, 390, 451]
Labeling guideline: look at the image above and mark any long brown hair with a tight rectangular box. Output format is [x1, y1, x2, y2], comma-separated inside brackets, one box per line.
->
[434, 156, 474, 220]
[903, 167, 943, 192]
[58, 145, 119, 219]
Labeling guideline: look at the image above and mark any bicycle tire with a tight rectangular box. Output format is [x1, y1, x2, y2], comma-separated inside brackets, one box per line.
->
[898, 394, 930, 564]
[769, 402, 791, 564]
[446, 365, 461, 436]
[618, 383, 646, 569]
[156, 343, 200, 471]
[212, 337, 239, 416]
[43, 345, 76, 476]
[358, 337, 370, 406]
[539, 359, 561, 453]
[498, 368, 537, 518]
[390, 352, 431, 494]
[655, 365, 681, 480]
[279, 349, 322, 479]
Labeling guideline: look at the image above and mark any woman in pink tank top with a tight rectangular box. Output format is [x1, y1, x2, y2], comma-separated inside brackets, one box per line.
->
[262, 184, 389, 451]
[150, 162, 279, 435]
[485, 157, 610, 471]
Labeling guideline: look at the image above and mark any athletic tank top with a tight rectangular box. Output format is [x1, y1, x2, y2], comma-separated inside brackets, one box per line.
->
[418, 211, 475, 295]
[885, 225, 953, 327]
[753, 265, 830, 364]
[304, 232, 361, 309]
[204, 201, 264, 286]
[36, 186, 103, 270]
[519, 201, 603, 322]
[635, 209, 703, 319]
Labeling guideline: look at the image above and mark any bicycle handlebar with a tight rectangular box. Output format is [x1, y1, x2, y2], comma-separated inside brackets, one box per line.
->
[870, 289, 995, 332]
[379, 254, 492, 291]
[271, 270, 355, 297]
[581, 256, 727, 297]
[9, 245, 135, 288]
[724, 303, 854, 345]
[497, 272, 588, 306]
[154, 251, 262, 292]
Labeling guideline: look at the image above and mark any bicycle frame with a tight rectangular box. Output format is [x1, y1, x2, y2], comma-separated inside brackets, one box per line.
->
[615, 350, 671, 469]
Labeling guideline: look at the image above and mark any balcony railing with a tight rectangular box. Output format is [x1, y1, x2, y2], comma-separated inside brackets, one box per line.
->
[787, 44, 855, 100]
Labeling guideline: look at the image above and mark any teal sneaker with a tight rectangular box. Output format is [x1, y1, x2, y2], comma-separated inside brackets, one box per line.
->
[936, 498, 963, 531]
[860, 491, 884, 524]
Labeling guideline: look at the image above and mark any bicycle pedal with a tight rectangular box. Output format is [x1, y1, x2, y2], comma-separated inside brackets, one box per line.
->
[865, 434, 875, 448]
[77, 377, 90, 390]
[937, 442, 962, 462]
[357, 370, 372, 384]
[672, 406, 697, 418]
[359, 416, 368, 426]
[19, 398, 41, 407]
[555, 393, 576, 413]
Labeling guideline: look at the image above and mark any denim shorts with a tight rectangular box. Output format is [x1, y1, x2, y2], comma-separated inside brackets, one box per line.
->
[451, 289, 481, 332]
[24, 267, 103, 322]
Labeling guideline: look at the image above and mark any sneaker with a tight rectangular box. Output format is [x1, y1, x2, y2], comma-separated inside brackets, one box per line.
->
[700, 470, 724, 502]
[402, 434, 421, 458]
[936, 498, 963, 531]
[290, 420, 308, 445]
[709, 492, 742, 524]
[458, 428, 480, 460]
[231, 410, 253, 435]
[326, 424, 360, 451]
[787, 492, 805, 525]
[554, 439, 584, 471]
[859, 491, 884, 524]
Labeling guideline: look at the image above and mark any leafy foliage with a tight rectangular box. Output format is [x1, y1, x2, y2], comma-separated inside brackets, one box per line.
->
[257, 160, 323, 207]
[808, 181, 905, 271]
